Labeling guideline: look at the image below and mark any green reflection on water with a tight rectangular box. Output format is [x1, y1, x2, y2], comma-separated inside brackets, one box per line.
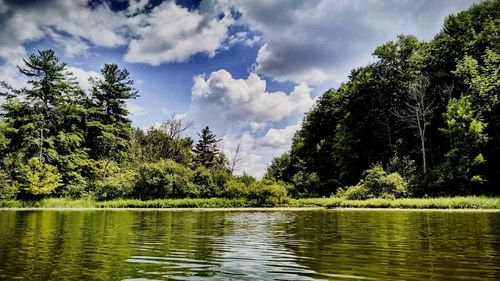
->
[0, 210, 499, 280]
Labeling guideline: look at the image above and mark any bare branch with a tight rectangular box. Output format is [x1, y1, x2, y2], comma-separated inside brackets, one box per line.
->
[230, 140, 242, 174]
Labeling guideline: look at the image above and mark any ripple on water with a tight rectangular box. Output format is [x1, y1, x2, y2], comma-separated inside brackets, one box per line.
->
[0, 210, 499, 280]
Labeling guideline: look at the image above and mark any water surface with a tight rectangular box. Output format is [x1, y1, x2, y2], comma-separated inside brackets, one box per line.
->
[0, 209, 499, 280]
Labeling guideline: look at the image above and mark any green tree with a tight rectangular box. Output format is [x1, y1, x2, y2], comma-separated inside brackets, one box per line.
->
[439, 96, 488, 193]
[86, 63, 138, 176]
[193, 126, 225, 169]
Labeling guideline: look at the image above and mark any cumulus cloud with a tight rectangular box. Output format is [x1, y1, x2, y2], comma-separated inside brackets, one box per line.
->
[186, 69, 313, 133]
[123, 1, 233, 64]
[66, 66, 100, 91]
[221, 121, 302, 178]
[183, 69, 313, 178]
[230, 0, 478, 84]
[258, 122, 301, 148]
[0, 0, 127, 55]
[0, 0, 243, 70]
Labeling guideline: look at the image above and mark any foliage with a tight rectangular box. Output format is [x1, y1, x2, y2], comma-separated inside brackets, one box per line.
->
[22, 158, 63, 196]
[0, 170, 19, 199]
[0, 1, 499, 201]
[436, 96, 488, 193]
[268, 0, 500, 197]
[193, 126, 226, 169]
[247, 180, 289, 206]
[93, 164, 138, 201]
[338, 165, 408, 199]
[134, 160, 198, 200]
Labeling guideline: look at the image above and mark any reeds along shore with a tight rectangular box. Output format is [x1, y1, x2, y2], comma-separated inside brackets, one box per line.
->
[0, 196, 498, 209]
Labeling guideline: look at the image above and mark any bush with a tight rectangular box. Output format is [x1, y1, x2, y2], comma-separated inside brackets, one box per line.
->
[381, 172, 408, 198]
[58, 172, 89, 198]
[291, 171, 320, 197]
[338, 184, 371, 200]
[93, 169, 138, 201]
[191, 166, 215, 197]
[222, 179, 250, 199]
[386, 154, 417, 195]
[337, 165, 408, 199]
[22, 158, 63, 196]
[211, 168, 231, 196]
[247, 180, 288, 206]
[134, 160, 197, 199]
[0, 170, 19, 199]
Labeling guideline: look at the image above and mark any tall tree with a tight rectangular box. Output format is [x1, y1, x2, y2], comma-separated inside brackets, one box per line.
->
[440, 96, 488, 192]
[87, 63, 138, 164]
[193, 126, 224, 169]
[393, 76, 435, 174]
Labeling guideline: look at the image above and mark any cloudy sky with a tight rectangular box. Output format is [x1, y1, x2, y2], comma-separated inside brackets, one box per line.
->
[0, 0, 479, 177]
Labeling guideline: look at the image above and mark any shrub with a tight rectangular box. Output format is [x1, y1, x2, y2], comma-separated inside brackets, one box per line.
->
[247, 180, 288, 206]
[0, 170, 19, 199]
[291, 171, 320, 197]
[94, 169, 138, 201]
[22, 158, 63, 196]
[381, 172, 408, 198]
[337, 165, 408, 199]
[222, 179, 249, 199]
[386, 154, 417, 195]
[211, 168, 231, 196]
[191, 166, 215, 197]
[134, 159, 197, 199]
[338, 184, 371, 200]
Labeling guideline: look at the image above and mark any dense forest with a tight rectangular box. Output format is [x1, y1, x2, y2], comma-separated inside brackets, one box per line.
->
[0, 0, 498, 202]
[0, 49, 288, 203]
[266, 0, 499, 198]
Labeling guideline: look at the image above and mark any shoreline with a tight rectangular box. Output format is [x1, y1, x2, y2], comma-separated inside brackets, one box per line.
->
[1, 207, 499, 212]
[1, 196, 498, 210]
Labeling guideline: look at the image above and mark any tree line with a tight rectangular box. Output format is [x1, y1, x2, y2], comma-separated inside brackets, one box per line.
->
[265, 0, 499, 198]
[0, 50, 288, 204]
[1, 0, 498, 202]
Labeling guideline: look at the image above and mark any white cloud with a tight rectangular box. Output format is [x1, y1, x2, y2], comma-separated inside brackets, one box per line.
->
[221, 121, 302, 178]
[258, 122, 301, 148]
[128, 0, 149, 15]
[184, 69, 313, 178]
[45, 29, 90, 58]
[127, 102, 148, 117]
[66, 66, 100, 91]
[124, 1, 232, 65]
[0, 0, 236, 70]
[230, 0, 478, 84]
[186, 69, 313, 133]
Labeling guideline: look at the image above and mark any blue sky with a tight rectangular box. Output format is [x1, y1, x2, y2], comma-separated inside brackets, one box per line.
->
[0, 0, 479, 177]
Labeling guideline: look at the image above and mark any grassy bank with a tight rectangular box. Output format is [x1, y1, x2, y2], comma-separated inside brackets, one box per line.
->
[296, 196, 500, 209]
[0, 196, 498, 209]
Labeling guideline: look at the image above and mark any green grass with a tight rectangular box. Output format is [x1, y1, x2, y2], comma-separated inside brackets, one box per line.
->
[296, 196, 500, 209]
[0, 196, 498, 209]
[97, 198, 253, 208]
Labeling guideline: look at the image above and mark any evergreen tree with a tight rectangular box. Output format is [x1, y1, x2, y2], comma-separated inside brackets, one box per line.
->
[193, 126, 224, 169]
[86, 63, 138, 163]
[0, 50, 87, 196]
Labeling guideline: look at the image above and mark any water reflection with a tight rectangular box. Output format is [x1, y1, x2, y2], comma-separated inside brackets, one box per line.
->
[0, 210, 498, 280]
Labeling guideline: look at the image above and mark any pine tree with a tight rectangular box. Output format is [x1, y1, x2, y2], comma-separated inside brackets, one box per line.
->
[193, 126, 224, 169]
[87, 63, 138, 163]
[0, 50, 87, 196]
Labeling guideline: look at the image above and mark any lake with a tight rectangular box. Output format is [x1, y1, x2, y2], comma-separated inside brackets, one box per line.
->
[0, 209, 499, 280]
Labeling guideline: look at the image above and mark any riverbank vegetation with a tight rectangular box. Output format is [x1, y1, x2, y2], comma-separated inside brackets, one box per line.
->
[0, 196, 498, 209]
[0, 1, 498, 205]
[266, 0, 500, 198]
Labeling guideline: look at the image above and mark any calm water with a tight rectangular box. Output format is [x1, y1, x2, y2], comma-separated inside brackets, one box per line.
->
[0, 209, 499, 280]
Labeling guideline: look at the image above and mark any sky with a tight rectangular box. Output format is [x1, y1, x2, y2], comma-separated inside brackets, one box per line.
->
[0, 0, 479, 178]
